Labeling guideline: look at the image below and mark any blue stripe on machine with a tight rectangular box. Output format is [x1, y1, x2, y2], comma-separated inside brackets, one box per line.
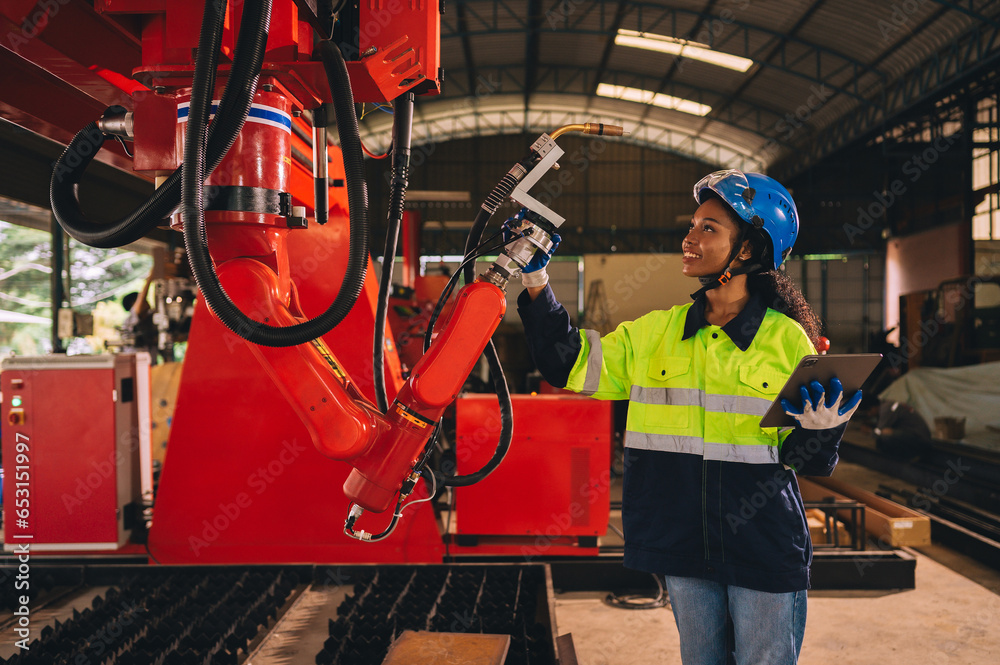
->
[248, 105, 292, 130]
[178, 102, 291, 133]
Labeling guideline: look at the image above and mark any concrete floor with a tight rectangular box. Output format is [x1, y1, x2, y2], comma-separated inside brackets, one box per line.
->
[554, 551, 1000, 665]
[6, 549, 997, 665]
[4, 437, 999, 664]
[555, 457, 1000, 665]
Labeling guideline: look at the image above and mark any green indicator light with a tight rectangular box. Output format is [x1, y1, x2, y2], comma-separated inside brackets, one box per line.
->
[11, 396, 23, 407]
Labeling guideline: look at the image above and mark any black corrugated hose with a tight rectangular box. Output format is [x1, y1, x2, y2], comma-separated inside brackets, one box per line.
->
[50, 0, 272, 249]
[437, 343, 513, 487]
[183, 27, 371, 346]
[425, 161, 536, 488]
[373, 93, 414, 413]
[181, 0, 229, 319]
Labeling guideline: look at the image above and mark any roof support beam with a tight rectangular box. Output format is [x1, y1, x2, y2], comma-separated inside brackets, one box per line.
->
[773, 22, 1000, 181]
[524, 0, 542, 123]
[707, 0, 825, 120]
[358, 93, 769, 172]
[445, 64, 801, 149]
[926, 0, 1000, 29]
[456, 2, 479, 97]
[590, 0, 630, 95]
[447, 2, 885, 110]
[636, 0, 717, 125]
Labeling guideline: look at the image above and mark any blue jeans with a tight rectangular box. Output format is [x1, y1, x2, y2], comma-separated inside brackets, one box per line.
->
[664, 576, 807, 665]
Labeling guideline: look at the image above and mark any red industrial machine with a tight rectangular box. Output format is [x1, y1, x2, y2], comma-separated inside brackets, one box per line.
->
[1, 0, 622, 564]
[1, 354, 149, 552]
[452, 395, 613, 558]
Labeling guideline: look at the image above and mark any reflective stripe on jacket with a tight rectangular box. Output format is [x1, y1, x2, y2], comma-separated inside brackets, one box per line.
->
[565, 302, 821, 592]
[567, 302, 814, 461]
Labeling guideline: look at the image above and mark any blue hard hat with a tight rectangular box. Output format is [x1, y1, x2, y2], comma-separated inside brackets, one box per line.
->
[693, 169, 799, 270]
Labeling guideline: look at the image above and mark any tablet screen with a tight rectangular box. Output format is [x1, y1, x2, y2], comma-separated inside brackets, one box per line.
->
[758, 353, 883, 429]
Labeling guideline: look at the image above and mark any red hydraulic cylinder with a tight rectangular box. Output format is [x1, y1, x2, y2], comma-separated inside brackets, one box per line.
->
[343, 280, 507, 512]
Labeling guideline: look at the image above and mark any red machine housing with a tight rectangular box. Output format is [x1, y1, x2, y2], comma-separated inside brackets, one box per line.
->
[2, 354, 146, 553]
[451, 395, 613, 558]
[0, 0, 618, 565]
[146, 252, 445, 563]
[94, 0, 448, 560]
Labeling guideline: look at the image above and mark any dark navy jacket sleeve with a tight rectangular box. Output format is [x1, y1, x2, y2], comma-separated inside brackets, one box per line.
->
[516, 285, 582, 388]
[779, 423, 847, 476]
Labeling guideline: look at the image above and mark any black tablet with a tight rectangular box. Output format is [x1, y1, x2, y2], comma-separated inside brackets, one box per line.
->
[758, 353, 883, 429]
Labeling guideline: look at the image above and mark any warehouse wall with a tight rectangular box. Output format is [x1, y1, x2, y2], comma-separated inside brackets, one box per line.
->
[885, 223, 966, 344]
[382, 252, 885, 355]
[580, 253, 690, 331]
[576, 253, 883, 354]
[368, 133, 714, 256]
[784, 256, 884, 353]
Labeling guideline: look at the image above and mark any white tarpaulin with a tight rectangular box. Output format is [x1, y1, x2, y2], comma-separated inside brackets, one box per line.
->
[879, 362, 1000, 438]
[0, 309, 49, 324]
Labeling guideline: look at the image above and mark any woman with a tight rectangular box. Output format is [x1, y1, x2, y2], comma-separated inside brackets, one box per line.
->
[516, 170, 861, 665]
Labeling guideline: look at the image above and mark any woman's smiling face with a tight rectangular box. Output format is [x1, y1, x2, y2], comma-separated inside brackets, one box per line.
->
[681, 197, 743, 278]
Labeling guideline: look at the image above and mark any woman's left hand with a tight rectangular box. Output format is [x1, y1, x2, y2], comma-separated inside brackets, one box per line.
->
[781, 377, 862, 430]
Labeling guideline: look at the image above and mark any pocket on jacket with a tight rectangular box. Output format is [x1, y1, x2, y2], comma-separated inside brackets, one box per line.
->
[638, 357, 693, 432]
[735, 364, 786, 442]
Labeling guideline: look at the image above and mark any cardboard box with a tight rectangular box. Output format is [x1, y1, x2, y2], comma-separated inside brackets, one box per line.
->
[805, 509, 828, 543]
[934, 416, 966, 440]
[800, 477, 931, 547]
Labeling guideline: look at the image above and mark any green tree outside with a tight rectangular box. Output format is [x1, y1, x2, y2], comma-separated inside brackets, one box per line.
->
[0, 221, 153, 356]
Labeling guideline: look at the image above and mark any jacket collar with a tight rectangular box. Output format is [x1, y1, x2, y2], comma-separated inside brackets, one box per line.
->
[682, 290, 766, 352]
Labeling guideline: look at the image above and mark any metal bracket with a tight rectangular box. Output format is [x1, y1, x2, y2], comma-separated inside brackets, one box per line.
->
[510, 140, 566, 228]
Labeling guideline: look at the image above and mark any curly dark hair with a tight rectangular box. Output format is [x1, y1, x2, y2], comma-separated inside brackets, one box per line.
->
[747, 270, 822, 346]
[704, 191, 823, 346]
[744, 229, 823, 346]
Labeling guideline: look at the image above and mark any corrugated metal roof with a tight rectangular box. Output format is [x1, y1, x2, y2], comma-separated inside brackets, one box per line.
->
[362, 0, 1000, 175]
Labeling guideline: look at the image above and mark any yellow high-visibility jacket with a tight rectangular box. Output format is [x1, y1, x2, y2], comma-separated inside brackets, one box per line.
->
[519, 286, 843, 592]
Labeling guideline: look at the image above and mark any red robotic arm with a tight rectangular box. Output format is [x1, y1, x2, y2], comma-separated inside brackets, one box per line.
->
[211, 249, 507, 518]
[39, 0, 624, 543]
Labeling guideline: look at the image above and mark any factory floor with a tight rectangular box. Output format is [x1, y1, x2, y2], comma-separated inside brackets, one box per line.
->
[556, 459, 1000, 665]
[556, 541, 1000, 665]
[3, 459, 999, 664]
